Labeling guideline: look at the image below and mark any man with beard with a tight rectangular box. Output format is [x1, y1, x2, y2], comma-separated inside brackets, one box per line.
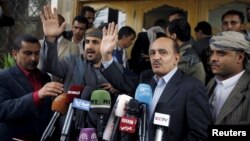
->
[0, 34, 64, 141]
[208, 31, 250, 124]
[39, 5, 137, 140]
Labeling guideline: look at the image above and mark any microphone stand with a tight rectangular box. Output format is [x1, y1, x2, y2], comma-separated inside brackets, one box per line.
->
[60, 103, 74, 141]
[139, 104, 147, 141]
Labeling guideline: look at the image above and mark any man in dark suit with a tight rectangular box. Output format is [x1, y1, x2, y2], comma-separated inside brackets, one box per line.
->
[0, 34, 64, 140]
[140, 37, 212, 141]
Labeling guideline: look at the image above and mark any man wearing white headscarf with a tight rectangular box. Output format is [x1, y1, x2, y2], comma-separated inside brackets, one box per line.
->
[207, 31, 250, 125]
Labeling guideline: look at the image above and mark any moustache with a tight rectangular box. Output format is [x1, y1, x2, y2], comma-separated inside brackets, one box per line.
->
[27, 61, 38, 68]
[152, 60, 161, 65]
[210, 61, 219, 67]
[85, 48, 96, 53]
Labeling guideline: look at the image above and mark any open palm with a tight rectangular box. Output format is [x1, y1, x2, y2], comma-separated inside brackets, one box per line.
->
[100, 22, 118, 55]
[40, 5, 66, 37]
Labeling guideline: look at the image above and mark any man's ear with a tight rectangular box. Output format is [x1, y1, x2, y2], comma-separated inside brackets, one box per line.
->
[12, 50, 17, 60]
[171, 33, 177, 40]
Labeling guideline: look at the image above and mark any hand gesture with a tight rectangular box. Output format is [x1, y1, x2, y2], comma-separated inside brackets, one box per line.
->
[40, 5, 66, 41]
[100, 22, 118, 61]
[38, 82, 64, 99]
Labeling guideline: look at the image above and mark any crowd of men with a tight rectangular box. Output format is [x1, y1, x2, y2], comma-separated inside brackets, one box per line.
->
[0, 2, 250, 141]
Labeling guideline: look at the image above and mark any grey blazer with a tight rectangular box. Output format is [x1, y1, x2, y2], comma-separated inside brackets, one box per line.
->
[207, 71, 250, 124]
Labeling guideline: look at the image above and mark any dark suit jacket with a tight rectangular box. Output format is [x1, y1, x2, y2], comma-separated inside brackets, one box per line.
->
[0, 65, 52, 141]
[141, 69, 212, 141]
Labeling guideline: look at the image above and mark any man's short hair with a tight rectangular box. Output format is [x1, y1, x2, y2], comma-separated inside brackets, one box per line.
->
[221, 9, 245, 24]
[118, 26, 136, 40]
[194, 21, 212, 35]
[168, 18, 191, 42]
[80, 6, 95, 16]
[13, 34, 39, 51]
[168, 9, 187, 20]
[72, 15, 89, 29]
[154, 19, 168, 29]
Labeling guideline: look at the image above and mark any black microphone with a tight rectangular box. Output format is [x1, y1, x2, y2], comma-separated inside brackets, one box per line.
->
[40, 93, 68, 141]
[119, 99, 140, 134]
[90, 90, 111, 139]
[60, 85, 84, 141]
[153, 112, 170, 141]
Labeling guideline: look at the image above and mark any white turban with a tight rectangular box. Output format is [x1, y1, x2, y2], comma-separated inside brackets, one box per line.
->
[209, 31, 250, 54]
[210, 31, 250, 71]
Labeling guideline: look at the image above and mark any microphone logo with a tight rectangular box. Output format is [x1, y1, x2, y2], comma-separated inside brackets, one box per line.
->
[90, 133, 97, 140]
[153, 112, 170, 127]
[119, 116, 137, 133]
[79, 133, 88, 141]
[121, 118, 135, 124]
[72, 98, 90, 111]
[120, 126, 133, 131]
[68, 90, 81, 95]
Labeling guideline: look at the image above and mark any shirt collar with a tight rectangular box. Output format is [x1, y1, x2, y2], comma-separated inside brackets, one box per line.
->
[17, 64, 30, 77]
[153, 66, 178, 85]
[215, 70, 245, 88]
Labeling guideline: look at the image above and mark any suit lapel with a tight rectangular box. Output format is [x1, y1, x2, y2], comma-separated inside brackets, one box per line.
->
[10, 65, 33, 92]
[216, 71, 250, 124]
[148, 70, 182, 140]
[151, 70, 182, 120]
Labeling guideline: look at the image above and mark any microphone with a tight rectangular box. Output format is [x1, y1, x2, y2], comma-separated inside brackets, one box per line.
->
[102, 94, 132, 141]
[153, 112, 170, 141]
[40, 93, 68, 141]
[60, 85, 84, 141]
[135, 83, 153, 141]
[90, 90, 111, 139]
[119, 99, 140, 134]
[78, 128, 98, 141]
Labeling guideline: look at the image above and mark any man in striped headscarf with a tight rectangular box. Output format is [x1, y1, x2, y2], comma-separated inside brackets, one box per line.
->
[207, 31, 250, 125]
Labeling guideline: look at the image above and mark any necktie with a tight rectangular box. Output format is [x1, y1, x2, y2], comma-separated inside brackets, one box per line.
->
[113, 49, 123, 64]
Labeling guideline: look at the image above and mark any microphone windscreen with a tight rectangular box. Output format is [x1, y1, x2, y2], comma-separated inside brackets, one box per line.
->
[135, 83, 152, 106]
[51, 93, 68, 114]
[90, 90, 111, 114]
[126, 99, 140, 117]
[67, 85, 85, 103]
[78, 128, 98, 141]
[114, 94, 132, 117]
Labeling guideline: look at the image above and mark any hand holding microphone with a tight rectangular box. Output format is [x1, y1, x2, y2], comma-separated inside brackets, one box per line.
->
[38, 82, 64, 99]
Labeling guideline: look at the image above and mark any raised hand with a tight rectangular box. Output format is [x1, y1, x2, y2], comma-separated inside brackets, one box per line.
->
[100, 22, 118, 61]
[40, 5, 66, 42]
